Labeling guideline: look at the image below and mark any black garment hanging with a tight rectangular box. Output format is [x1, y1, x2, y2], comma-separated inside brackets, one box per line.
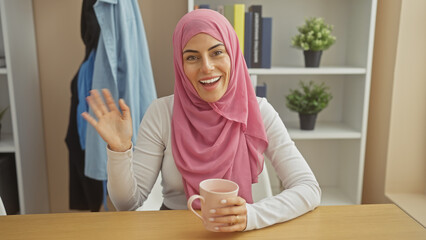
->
[80, 0, 100, 61]
[65, 0, 102, 212]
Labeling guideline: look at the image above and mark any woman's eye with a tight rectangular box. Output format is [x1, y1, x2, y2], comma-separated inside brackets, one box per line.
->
[213, 50, 223, 56]
[186, 55, 197, 61]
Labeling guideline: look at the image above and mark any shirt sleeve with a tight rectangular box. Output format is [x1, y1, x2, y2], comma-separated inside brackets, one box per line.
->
[245, 98, 321, 231]
[107, 99, 166, 211]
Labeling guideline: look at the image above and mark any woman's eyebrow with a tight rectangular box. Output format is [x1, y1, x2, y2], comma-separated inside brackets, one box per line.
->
[208, 43, 224, 50]
[183, 43, 224, 54]
[183, 49, 198, 54]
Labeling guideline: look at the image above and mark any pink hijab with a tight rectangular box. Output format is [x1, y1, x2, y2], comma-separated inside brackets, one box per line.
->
[171, 9, 268, 209]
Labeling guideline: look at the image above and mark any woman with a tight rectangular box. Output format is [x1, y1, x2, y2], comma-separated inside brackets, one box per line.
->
[83, 9, 320, 232]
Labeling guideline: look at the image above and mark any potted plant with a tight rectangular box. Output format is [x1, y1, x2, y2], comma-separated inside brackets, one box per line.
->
[286, 81, 332, 130]
[291, 17, 336, 67]
[0, 106, 8, 140]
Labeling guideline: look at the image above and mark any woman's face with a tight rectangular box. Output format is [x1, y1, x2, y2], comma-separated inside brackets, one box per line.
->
[182, 33, 231, 103]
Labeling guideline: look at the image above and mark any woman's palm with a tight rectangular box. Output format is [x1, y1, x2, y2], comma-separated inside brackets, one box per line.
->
[82, 89, 133, 152]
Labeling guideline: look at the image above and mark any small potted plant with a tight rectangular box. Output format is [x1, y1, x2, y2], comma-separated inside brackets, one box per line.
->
[0, 106, 8, 140]
[291, 17, 336, 67]
[286, 81, 332, 130]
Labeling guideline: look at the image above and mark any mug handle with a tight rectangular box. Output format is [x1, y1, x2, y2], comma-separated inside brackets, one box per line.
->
[187, 195, 204, 221]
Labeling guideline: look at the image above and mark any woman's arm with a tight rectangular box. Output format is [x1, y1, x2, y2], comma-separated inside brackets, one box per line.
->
[245, 98, 321, 230]
[107, 98, 166, 211]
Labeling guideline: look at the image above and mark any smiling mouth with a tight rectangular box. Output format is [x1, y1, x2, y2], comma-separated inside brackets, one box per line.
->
[199, 76, 221, 86]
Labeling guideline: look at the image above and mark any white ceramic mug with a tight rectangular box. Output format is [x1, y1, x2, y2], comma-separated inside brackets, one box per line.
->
[187, 179, 239, 232]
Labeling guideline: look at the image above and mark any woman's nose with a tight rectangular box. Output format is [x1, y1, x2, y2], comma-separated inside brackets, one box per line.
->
[201, 58, 214, 73]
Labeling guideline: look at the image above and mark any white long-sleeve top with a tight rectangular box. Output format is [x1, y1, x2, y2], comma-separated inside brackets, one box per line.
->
[107, 95, 321, 230]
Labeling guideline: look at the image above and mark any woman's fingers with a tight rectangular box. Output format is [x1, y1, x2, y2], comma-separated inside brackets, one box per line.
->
[211, 214, 246, 224]
[212, 204, 246, 216]
[211, 212, 247, 232]
[81, 112, 98, 128]
[87, 89, 123, 120]
[102, 89, 119, 113]
[81, 88, 133, 152]
[119, 99, 131, 120]
[212, 197, 246, 215]
[209, 196, 248, 232]
[86, 95, 104, 119]
[220, 197, 246, 206]
[92, 89, 109, 114]
[214, 215, 247, 232]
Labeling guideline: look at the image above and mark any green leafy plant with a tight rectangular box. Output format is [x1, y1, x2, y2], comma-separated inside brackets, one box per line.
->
[291, 17, 336, 51]
[0, 106, 8, 122]
[286, 81, 332, 114]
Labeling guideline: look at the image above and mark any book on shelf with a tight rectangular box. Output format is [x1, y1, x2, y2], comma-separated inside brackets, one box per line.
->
[198, 4, 210, 9]
[248, 5, 262, 68]
[261, 17, 272, 69]
[193, 4, 272, 69]
[0, 57, 5, 68]
[244, 11, 253, 68]
[233, 4, 245, 55]
[224, 5, 234, 26]
[256, 83, 267, 98]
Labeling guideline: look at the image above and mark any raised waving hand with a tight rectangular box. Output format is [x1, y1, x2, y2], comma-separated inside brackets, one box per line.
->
[82, 89, 133, 152]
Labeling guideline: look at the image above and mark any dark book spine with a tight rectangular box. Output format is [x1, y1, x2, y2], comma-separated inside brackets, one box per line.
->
[261, 17, 272, 68]
[244, 12, 253, 68]
[256, 83, 267, 98]
[249, 5, 262, 68]
[198, 4, 210, 9]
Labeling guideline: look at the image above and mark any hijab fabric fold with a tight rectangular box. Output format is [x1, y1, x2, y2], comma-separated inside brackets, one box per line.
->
[171, 9, 268, 209]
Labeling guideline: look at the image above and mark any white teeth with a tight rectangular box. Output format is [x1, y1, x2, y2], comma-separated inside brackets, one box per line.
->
[200, 76, 220, 84]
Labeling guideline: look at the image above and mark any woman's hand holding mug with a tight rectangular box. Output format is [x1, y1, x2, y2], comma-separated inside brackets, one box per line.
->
[208, 196, 247, 232]
[82, 89, 133, 152]
[187, 179, 247, 232]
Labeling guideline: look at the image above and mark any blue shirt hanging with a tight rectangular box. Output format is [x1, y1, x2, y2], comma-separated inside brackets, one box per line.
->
[76, 50, 96, 150]
[85, 0, 157, 180]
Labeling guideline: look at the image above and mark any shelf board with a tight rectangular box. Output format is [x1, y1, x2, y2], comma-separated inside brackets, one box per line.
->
[321, 186, 355, 206]
[248, 66, 366, 75]
[0, 68, 7, 74]
[286, 122, 362, 140]
[386, 192, 426, 227]
[0, 133, 15, 152]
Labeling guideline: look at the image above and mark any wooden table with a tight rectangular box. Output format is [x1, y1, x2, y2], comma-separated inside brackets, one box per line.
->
[0, 204, 424, 239]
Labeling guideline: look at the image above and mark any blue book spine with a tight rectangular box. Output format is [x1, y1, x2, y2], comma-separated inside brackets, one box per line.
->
[256, 83, 267, 98]
[244, 12, 253, 68]
[198, 4, 210, 9]
[261, 17, 272, 69]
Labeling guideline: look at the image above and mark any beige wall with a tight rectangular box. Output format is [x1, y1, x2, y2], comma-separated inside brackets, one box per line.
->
[385, 0, 426, 194]
[33, 0, 84, 213]
[33, 0, 186, 213]
[141, 0, 187, 97]
[362, 0, 401, 204]
[363, 0, 426, 203]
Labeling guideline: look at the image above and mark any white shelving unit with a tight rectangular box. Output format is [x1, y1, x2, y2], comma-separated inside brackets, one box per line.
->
[189, 0, 377, 205]
[248, 67, 366, 75]
[0, 133, 14, 152]
[0, 0, 49, 214]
